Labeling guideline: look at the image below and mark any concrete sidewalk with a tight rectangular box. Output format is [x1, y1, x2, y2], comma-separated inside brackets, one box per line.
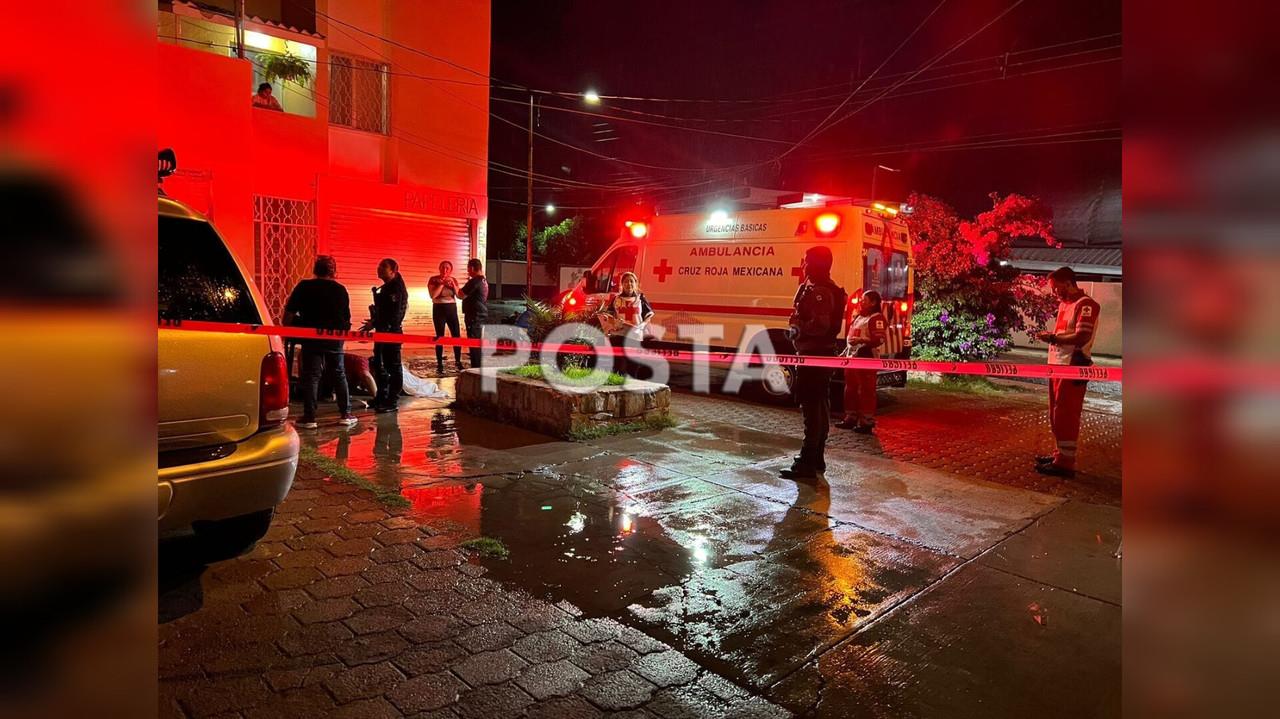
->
[160, 383, 1120, 718]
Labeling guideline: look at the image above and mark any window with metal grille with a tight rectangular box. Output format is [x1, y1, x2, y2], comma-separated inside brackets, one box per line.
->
[254, 196, 318, 323]
[329, 53, 389, 134]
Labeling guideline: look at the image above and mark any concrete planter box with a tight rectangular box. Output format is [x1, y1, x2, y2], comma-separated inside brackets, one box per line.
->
[455, 367, 671, 439]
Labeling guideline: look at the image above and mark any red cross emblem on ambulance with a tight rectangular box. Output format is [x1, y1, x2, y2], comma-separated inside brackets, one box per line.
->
[652, 258, 673, 283]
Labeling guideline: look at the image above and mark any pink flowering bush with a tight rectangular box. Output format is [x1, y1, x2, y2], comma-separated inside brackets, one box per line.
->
[905, 192, 1058, 361]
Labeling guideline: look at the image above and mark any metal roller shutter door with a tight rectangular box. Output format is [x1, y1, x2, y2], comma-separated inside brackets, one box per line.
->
[329, 206, 473, 332]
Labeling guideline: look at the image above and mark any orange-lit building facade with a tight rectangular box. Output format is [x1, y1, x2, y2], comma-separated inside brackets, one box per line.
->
[158, 0, 490, 331]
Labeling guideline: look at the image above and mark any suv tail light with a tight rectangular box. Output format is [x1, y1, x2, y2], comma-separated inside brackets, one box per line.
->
[260, 351, 289, 427]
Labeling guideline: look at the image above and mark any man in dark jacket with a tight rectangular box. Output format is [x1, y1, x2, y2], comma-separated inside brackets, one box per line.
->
[284, 255, 356, 429]
[371, 258, 408, 412]
[782, 246, 846, 483]
[458, 258, 488, 368]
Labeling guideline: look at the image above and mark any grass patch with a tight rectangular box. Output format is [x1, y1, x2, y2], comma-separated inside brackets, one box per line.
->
[505, 363, 626, 386]
[459, 536, 509, 559]
[298, 446, 411, 509]
[906, 375, 1009, 396]
[567, 413, 678, 441]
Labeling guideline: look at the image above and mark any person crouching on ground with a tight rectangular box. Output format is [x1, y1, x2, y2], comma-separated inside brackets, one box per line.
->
[599, 271, 654, 378]
[322, 353, 378, 406]
[837, 290, 888, 434]
[782, 246, 846, 484]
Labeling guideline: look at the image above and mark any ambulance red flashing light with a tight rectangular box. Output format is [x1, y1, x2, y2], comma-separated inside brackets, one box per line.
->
[814, 212, 842, 237]
[627, 221, 649, 239]
[899, 301, 909, 312]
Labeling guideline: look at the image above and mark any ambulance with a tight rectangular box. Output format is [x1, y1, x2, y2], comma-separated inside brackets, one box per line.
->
[568, 202, 915, 392]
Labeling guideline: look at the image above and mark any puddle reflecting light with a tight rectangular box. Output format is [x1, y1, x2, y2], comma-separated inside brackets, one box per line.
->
[566, 511, 587, 534]
[540, 505, 553, 511]
[620, 514, 634, 534]
[692, 537, 709, 564]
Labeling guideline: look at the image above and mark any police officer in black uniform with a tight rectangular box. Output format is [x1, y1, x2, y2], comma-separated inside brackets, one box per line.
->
[782, 246, 846, 483]
[371, 257, 408, 413]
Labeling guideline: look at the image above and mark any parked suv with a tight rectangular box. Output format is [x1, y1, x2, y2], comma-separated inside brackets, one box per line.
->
[158, 193, 298, 555]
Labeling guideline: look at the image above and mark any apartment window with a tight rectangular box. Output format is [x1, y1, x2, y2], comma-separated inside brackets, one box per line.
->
[329, 53, 389, 134]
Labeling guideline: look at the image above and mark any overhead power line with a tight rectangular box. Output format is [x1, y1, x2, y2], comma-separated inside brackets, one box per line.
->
[767, 0, 1028, 164]
[776, 0, 950, 163]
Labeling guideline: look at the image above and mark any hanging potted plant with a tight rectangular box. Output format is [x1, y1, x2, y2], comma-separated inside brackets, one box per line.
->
[261, 52, 313, 85]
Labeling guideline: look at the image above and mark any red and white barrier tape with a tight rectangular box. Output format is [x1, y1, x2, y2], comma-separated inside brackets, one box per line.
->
[159, 319, 1123, 383]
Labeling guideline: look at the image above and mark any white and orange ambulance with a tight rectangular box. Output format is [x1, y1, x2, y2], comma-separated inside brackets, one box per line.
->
[567, 202, 915, 389]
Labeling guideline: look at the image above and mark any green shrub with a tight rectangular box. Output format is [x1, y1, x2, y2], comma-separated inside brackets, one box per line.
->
[459, 536, 509, 559]
[910, 302, 1013, 362]
[298, 446, 409, 509]
[505, 364, 625, 386]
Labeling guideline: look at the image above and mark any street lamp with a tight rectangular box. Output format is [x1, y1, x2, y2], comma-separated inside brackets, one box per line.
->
[545, 204, 556, 215]
[871, 164, 901, 203]
[583, 89, 601, 104]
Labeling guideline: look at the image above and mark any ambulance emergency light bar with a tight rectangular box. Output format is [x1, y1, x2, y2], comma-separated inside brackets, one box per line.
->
[624, 220, 648, 239]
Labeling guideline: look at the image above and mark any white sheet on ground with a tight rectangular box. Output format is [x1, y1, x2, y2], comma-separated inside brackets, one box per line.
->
[401, 368, 449, 399]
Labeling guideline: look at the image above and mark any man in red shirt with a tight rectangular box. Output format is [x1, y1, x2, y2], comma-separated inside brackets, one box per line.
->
[1035, 266, 1101, 477]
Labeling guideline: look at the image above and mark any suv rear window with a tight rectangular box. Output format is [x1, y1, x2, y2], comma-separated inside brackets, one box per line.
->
[159, 215, 261, 324]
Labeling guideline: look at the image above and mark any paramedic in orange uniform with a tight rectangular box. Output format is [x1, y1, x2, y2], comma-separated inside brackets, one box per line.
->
[1034, 266, 1101, 477]
[836, 290, 888, 434]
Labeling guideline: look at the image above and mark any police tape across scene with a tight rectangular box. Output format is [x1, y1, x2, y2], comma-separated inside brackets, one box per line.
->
[159, 319, 1123, 383]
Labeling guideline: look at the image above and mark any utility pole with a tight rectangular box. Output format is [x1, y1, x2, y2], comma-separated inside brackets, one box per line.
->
[235, 0, 246, 59]
[526, 94, 534, 301]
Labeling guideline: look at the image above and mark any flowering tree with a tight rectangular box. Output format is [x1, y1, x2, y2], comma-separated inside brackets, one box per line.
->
[904, 192, 1058, 361]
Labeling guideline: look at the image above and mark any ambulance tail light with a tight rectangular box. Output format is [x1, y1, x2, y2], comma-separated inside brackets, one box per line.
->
[899, 301, 909, 313]
[561, 286, 585, 311]
[814, 212, 842, 237]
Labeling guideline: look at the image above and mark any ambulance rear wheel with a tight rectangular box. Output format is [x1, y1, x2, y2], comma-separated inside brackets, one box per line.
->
[744, 330, 795, 405]
[760, 364, 795, 397]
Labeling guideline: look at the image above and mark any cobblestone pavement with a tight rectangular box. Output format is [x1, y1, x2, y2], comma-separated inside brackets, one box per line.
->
[160, 374, 1120, 718]
[159, 464, 788, 719]
[405, 350, 1121, 504]
[670, 385, 1122, 505]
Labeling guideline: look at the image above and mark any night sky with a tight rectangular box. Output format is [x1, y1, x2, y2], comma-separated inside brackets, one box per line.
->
[487, 0, 1121, 258]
